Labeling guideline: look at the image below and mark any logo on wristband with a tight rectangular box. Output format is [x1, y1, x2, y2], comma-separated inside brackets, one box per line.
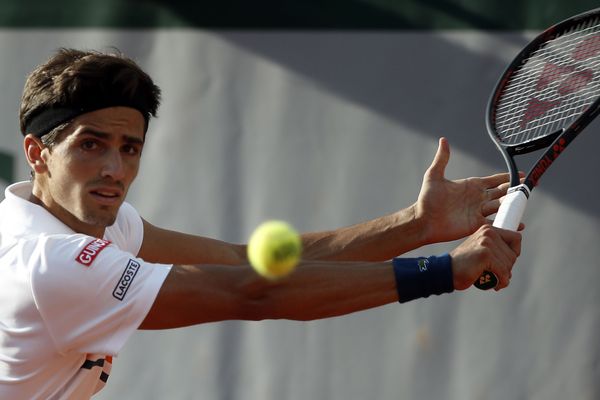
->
[417, 258, 429, 272]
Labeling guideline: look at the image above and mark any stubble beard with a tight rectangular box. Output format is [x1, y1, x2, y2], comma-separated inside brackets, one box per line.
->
[79, 206, 119, 230]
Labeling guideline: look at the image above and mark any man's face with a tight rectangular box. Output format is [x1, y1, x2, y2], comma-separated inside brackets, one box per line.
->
[32, 107, 145, 237]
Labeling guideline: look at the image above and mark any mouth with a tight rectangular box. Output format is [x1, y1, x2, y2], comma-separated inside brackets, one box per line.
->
[89, 187, 123, 205]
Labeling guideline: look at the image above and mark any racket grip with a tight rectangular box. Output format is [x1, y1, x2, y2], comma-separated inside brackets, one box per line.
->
[492, 185, 529, 231]
[474, 185, 529, 290]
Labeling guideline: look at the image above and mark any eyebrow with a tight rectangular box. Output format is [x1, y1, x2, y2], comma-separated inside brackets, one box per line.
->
[76, 128, 145, 145]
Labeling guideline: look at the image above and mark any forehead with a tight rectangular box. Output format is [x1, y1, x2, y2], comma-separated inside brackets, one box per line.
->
[68, 107, 146, 140]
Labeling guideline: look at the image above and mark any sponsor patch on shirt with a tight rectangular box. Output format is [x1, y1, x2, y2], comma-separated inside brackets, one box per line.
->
[76, 238, 111, 266]
[113, 259, 141, 301]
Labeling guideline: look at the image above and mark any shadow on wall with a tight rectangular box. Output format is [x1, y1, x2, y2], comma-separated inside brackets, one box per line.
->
[211, 31, 600, 219]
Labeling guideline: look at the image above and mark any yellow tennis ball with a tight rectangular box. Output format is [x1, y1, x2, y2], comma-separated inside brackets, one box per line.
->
[247, 220, 302, 279]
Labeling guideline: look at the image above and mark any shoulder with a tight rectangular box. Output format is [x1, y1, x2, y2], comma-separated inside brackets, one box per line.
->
[28, 233, 147, 302]
[114, 201, 141, 230]
[27, 233, 114, 271]
[105, 201, 144, 254]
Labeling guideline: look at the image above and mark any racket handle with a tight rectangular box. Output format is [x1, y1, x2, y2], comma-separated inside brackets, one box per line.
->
[492, 185, 529, 231]
[474, 185, 529, 290]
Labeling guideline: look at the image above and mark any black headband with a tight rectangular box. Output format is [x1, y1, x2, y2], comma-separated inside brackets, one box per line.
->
[23, 104, 150, 138]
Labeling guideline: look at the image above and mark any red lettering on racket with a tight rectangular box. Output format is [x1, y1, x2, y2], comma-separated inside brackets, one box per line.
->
[530, 138, 567, 186]
[552, 138, 567, 158]
[530, 154, 554, 186]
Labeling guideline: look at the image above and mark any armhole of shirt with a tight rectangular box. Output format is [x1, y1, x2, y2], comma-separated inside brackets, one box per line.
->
[107, 202, 144, 256]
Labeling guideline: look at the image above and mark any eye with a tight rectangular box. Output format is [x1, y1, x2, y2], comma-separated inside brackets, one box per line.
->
[81, 140, 98, 150]
[122, 144, 141, 156]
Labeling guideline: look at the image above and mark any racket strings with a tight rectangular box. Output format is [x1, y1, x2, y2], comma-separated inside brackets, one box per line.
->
[499, 21, 600, 104]
[494, 15, 600, 145]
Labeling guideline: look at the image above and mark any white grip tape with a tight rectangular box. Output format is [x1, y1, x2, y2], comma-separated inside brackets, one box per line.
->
[493, 187, 529, 231]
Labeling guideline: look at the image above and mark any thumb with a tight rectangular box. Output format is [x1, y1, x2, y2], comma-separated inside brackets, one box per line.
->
[426, 137, 450, 180]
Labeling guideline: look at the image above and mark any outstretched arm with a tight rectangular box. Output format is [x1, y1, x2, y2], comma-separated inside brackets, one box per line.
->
[139, 224, 521, 329]
[138, 137, 512, 265]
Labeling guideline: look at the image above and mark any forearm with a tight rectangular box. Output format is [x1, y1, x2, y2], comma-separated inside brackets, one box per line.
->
[140, 203, 426, 266]
[301, 205, 427, 262]
[243, 261, 398, 320]
[140, 261, 398, 329]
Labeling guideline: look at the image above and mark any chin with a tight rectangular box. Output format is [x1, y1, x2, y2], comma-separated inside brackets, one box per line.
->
[81, 211, 118, 229]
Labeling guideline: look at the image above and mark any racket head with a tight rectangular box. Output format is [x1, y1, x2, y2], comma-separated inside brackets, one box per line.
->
[486, 7, 600, 188]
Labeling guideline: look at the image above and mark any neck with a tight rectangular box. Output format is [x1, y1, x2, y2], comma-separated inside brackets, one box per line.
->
[29, 184, 106, 238]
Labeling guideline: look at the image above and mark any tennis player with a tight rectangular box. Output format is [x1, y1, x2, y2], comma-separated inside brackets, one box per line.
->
[0, 48, 521, 399]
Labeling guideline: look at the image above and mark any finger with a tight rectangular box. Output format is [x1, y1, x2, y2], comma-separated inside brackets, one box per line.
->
[480, 170, 526, 189]
[482, 199, 501, 216]
[494, 227, 522, 257]
[496, 191, 511, 205]
[480, 225, 519, 290]
[494, 248, 516, 291]
[495, 277, 510, 291]
[489, 238, 516, 291]
[485, 180, 523, 203]
[479, 172, 511, 188]
[482, 183, 517, 215]
[485, 186, 506, 201]
[497, 231, 519, 268]
[487, 250, 511, 290]
[425, 137, 450, 180]
[473, 225, 511, 290]
[496, 181, 511, 193]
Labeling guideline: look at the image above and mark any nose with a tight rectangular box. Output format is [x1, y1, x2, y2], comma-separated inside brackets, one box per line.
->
[100, 149, 125, 180]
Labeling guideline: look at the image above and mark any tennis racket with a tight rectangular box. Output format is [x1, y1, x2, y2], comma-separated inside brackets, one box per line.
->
[474, 8, 600, 290]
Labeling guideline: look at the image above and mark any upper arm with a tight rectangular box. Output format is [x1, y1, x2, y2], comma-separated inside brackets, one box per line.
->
[138, 219, 247, 266]
[139, 263, 266, 329]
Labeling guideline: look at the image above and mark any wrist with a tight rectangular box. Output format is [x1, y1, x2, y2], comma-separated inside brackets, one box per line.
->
[392, 253, 454, 303]
[401, 203, 430, 248]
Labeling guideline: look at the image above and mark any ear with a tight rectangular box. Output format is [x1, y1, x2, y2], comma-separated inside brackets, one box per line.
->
[24, 134, 49, 174]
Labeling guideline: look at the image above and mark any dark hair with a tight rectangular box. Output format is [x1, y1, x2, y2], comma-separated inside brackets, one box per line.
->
[20, 48, 162, 137]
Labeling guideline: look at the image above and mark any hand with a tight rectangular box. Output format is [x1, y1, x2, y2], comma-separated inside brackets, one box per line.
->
[415, 137, 516, 244]
[450, 224, 522, 291]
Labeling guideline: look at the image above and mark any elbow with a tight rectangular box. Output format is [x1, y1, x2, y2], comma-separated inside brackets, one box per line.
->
[233, 286, 283, 322]
[233, 277, 308, 322]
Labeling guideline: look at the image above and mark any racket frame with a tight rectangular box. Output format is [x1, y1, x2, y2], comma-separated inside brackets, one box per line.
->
[474, 7, 600, 290]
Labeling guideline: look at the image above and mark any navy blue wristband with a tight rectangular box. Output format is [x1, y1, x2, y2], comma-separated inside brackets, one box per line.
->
[392, 254, 454, 303]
